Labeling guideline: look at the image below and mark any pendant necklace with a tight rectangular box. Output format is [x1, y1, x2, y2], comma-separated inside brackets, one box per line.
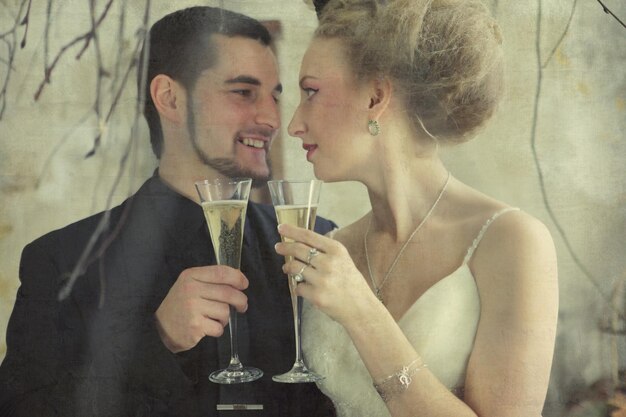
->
[364, 172, 451, 304]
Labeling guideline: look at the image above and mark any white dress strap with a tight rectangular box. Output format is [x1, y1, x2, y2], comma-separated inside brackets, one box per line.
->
[462, 207, 520, 265]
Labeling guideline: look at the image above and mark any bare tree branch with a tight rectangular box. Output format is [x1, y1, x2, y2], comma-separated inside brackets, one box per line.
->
[59, 0, 152, 303]
[531, 0, 625, 321]
[34, 0, 114, 101]
[18, 0, 31, 48]
[43, 0, 52, 70]
[83, 0, 109, 159]
[0, 0, 30, 119]
[542, 0, 578, 68]
[597, 0, 626, 30]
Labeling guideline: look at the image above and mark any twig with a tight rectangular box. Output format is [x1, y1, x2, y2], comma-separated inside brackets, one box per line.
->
[0, 37, 14, 120]
[33, 0, 114, 101]
[597, 0, 626, 30]
[531, 0, 625, 321]
[111, 0, 126, 96]
[0, 0, 30, 120]
[18, 0, 31, 48]
[43, 0, 52, 71]
[59, 0, 152, 303]
[542, 0, 578, 68]
[83, 0, 109, 159]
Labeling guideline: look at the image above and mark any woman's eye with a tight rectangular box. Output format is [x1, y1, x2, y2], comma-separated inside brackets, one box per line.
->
[304, 88, 318, 98]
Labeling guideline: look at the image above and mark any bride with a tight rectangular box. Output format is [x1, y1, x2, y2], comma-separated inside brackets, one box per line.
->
[275, 0, 559, 416]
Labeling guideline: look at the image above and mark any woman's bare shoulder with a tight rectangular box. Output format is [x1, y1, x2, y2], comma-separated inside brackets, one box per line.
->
[447, 180, 556, 287]
[470, 208, 558, 302]
[475, 209, 554, 258]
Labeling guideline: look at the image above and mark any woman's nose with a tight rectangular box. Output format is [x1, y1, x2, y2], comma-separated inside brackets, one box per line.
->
[288, 106, 305, 137]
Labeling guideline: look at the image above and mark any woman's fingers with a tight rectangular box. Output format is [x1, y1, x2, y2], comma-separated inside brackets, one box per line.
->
[275, 240, 324, 267]
[283, 258, 319, 283]
[277, 224, 335, 254]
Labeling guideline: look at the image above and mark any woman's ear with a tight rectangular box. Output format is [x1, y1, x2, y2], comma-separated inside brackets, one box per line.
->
[150, 74, 184, 124]
[367, 76, 393, 120]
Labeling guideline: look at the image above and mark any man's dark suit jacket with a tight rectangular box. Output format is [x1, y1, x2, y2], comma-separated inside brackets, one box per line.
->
[0, 174, 337, 417]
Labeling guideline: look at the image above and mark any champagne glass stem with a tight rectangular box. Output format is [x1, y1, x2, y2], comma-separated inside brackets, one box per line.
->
[268, 180, 324, 383]
[227, 305, 243, 369]
[271, 273, 323, 382]
[195, 178, 262, 384]
[291, 281, 305, 365]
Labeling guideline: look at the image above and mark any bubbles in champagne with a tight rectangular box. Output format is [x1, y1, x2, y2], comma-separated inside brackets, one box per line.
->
[201, 201, 247, 268]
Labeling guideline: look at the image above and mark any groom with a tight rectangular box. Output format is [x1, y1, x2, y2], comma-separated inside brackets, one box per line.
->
[0, 6, 336, 417]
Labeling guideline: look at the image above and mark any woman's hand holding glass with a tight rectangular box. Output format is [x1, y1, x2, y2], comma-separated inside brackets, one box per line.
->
[276, 224, 378, 327]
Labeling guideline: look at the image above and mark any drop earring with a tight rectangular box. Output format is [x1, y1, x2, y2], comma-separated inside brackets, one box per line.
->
[368, 120, 380, 136]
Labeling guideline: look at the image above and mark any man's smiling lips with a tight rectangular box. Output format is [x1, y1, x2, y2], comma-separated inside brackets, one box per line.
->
[302, 143, 318, 161]
[237, 135, 269, 152]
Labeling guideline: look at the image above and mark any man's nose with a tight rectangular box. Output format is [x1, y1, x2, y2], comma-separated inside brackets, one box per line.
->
[256, 95, 280, 130]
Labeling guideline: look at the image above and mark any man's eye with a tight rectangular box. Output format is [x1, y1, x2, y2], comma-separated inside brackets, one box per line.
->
[232, 89, 252, 97]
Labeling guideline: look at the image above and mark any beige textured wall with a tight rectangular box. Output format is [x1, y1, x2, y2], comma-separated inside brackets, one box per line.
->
[0, 1, 624, 415]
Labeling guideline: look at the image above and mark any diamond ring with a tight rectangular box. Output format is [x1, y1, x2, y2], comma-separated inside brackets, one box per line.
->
[307, 247, 319, 265]
[294, 263, 308, 283]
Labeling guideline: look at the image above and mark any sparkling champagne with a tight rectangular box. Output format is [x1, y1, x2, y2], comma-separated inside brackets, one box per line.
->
[268, 180, 324, 383]
[275, 204, 318, 241]
[201, 200, 247, 268]
[274, 204, 318, 293]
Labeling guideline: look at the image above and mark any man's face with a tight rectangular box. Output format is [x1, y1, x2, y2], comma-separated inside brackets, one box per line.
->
[187, 35, 282, 185]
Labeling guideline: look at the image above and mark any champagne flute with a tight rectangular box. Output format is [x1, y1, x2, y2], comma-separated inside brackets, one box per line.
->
[195, 178, 263, 384]
[267, 179, 324, 383]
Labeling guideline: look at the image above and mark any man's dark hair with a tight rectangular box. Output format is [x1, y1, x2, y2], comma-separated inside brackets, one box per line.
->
[314, 0, 331, 17]
[139, 7, 272, 158]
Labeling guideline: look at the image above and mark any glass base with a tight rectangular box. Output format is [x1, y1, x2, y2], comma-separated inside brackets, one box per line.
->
[209, 366, 263, 384]
[272, 362, 324, 383]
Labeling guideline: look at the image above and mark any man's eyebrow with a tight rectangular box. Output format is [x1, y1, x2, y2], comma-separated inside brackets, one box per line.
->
[225, 75, 261, 86]
[225, 75, 282, 94]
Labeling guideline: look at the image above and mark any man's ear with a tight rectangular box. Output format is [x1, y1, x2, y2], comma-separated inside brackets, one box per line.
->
[367, 76, 393, 120]
[150, 74, 184, 124]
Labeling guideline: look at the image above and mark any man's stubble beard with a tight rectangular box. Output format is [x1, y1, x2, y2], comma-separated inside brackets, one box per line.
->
[187, 96, 272, 188]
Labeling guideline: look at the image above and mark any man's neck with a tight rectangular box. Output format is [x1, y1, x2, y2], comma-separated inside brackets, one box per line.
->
[158, 157, 228, 204]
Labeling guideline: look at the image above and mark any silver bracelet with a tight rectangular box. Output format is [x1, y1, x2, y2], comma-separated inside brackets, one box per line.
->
[373, 359, 427, 402]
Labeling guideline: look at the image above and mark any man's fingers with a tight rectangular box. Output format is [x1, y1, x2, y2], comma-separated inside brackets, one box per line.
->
[198, 285, 248, 313]
[184, 265, 249, 290]
[201, 300, 231, 328]
[178, 267, 249, 311]
[202, 319, 226, 338]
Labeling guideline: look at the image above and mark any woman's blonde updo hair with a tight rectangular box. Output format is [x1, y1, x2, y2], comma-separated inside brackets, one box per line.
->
[316, 0, 504, 144]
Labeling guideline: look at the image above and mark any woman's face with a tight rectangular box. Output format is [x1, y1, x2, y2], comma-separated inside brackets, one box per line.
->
[288, 37, 372, 182]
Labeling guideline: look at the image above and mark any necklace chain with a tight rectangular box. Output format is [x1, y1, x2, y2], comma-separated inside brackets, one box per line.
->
[364, 172, 451, 304]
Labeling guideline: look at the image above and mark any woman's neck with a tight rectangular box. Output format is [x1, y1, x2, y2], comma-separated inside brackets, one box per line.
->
[364, 137, 450, 242]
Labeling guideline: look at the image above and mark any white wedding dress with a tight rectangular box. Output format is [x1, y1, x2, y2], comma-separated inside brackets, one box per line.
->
[302, 208, 519, 417]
